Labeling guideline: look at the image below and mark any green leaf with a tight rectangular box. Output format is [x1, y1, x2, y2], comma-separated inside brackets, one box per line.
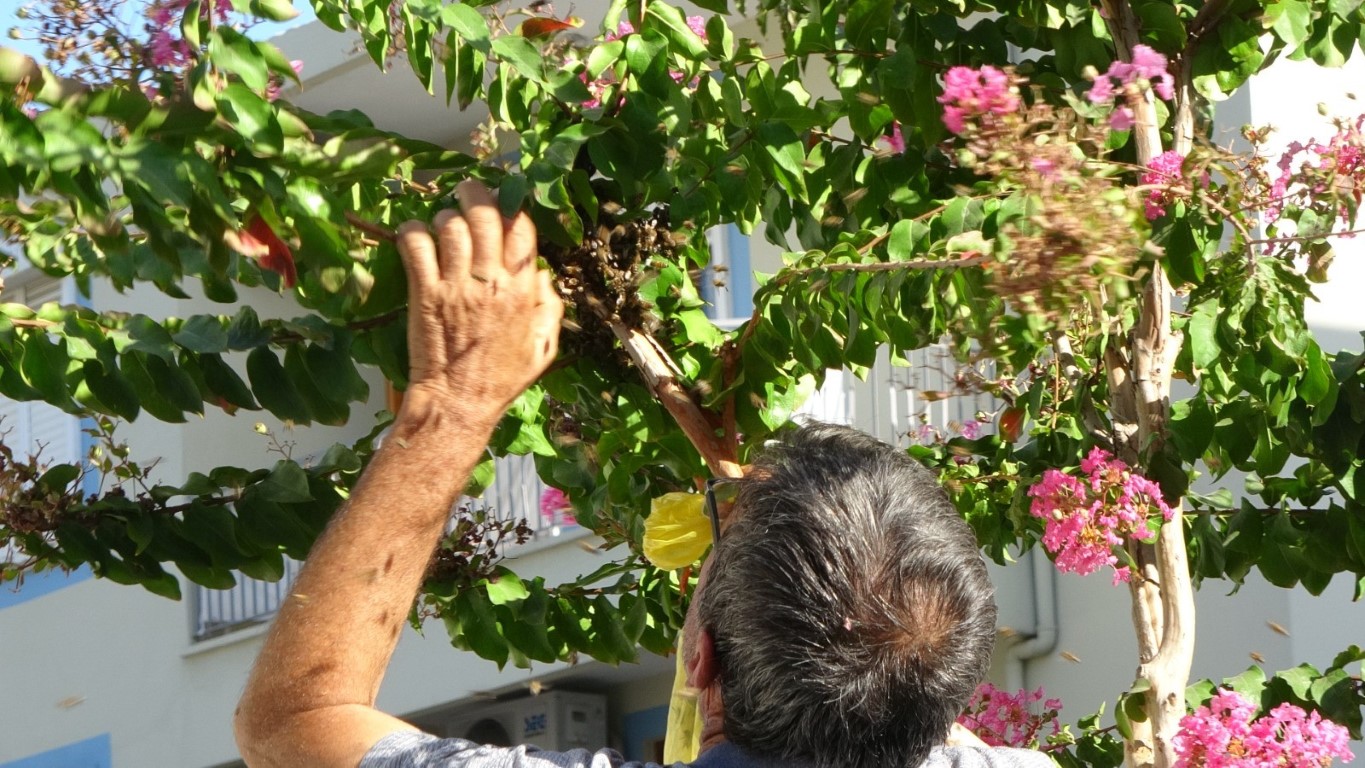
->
[208, 27, 271, 92]
[215, 83, 284, 154]
[503, 580, 558, 662]
[246, 346, 313, 423]
[145, 353, 204, 415]
[227, 306, 271, 350]
[172, 315, 229, 354]
[229, 0, 299, 21]
[543, 124, 608, 170]
[181, 504, 249, 569]
[1269, 0, 1315, 49]
[256, 460, 313, 503]
[1276, 664, 1320, 700]
[1225, 666, 1268, 699]
[646, 0, 708, 58]
[590, 594, 638, 663]
[38, 463, 80, 492]
[199, 353, 260, 411]
[179, 561, 237, 590]
[443, 4, 491, 48]
[490, 36, 544, 83]
[454, 587, 510, 667]
[845, 0, 893, 50]
[20, 334, 71, 407]
[82, 359, 140, 421]
[759, 373, 816, 430]
[1188, 301, 1220, 371]
[120, 351, 187, 423]
[485, 566, 531, 605]
[301, 342, 369, 405]
[756, 122, 808, 198]
[237, 488, 316, 557]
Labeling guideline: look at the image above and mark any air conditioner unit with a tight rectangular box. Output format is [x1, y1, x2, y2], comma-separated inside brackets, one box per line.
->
[444, 691, 608, 753]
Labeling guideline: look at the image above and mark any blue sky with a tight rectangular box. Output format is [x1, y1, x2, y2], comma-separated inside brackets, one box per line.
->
[3, 2, 317, 63]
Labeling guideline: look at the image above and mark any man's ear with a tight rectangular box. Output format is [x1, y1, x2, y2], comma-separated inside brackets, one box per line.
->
[685, 626, 719, 690]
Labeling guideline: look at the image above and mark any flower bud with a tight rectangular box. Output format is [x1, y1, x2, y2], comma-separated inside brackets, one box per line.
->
[1080, 64, 1098, 81]
[1317, 102, 1330, 116]
[7, 27, 21, 40]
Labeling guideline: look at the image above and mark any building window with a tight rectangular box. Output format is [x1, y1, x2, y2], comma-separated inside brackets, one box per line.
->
[0, 275, 82, 471]
[0, 273, 89, 609]
[700, 224, 753, 323]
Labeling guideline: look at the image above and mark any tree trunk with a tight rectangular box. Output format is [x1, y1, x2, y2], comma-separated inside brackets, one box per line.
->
[1097, 2, 1198, 767]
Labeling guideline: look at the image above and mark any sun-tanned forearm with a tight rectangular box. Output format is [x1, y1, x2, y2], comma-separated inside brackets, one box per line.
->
[234, 181, 563, 768]
[233, 394, 498, 766]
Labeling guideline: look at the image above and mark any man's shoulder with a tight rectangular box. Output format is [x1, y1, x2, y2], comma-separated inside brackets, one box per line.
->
[359, 731, 674, 768]
[927, 745, 1055, 768]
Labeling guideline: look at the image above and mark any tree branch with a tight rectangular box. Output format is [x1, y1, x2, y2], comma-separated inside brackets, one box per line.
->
[608, 321, 741, 479]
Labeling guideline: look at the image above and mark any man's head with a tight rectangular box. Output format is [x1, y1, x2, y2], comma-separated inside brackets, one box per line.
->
[694, 423, 997, 768]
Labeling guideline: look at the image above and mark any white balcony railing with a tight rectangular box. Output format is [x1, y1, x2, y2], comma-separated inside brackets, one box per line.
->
[190, 453, 578, 642]
[190, 345, 995, 642]
[799, 345, 998, 447]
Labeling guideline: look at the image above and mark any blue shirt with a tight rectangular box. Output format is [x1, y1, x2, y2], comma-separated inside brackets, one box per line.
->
[360, 731, 1054, 768]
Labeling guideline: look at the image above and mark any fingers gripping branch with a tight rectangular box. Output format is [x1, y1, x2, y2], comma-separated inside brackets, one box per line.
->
[395, 181, 563, 428]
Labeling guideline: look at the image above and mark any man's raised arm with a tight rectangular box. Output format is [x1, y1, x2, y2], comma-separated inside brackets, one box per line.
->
[233, 181, 563, 768]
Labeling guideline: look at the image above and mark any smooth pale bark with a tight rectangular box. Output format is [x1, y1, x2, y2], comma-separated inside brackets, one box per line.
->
[1097, 2, 1199, 767]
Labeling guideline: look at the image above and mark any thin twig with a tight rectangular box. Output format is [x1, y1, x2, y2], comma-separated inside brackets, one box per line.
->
[345, 212, 397, 243]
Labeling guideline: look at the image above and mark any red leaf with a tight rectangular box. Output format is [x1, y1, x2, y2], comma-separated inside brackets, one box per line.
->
[518, 15, 583, 38]
[232, 215, 297, 288]
[998, 406, 1025, 444]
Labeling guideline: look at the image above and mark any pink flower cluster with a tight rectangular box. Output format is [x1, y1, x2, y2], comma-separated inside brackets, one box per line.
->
[265, 60, 305, 102]
[1267, 115, 1365, 224]
[1174, 689, 1353, 768]
[938, 66, 1020, 135]
[1141, 150, 1190, 220]
[145, 0, 230, 69]
[1087, 45, 1175, 131]
[957, 683, 1063, 749]
[583, 16, 707, 109]
[882, 122, 905, 154]
[1028, 447, 1173, 584]
[539, 487, 576, 527]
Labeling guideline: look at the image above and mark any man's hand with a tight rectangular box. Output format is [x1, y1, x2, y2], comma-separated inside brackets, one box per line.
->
[234, 182, 562, 768]
[396, 180, 563, 429]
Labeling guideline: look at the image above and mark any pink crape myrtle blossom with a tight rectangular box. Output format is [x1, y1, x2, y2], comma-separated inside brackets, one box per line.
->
[1029, 447, 1173, 584]
[1174, 689, 1353, 768]
[265, 60, 305, 102]
[1141, 150, 1189, 220]
[539, 487, 577, 528]
[582, 16, 707, 108]
[144, 0, 232, 69]
[957, 683, 1063, 749]
[909, 423, 943, 445]
[1267, 115, 1365, 225]
[881, 121, 906, 154]
[938, 65, 1020, 135]
[1087, 45, 1175, 131]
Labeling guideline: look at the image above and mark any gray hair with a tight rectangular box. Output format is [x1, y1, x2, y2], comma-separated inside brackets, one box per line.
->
[697, 423, 998, 768]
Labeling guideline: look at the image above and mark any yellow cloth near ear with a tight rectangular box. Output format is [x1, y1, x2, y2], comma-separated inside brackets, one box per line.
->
[643, 492, 711, 570]
[644, 491, 709, 762]
[662, 646, 704, 763]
